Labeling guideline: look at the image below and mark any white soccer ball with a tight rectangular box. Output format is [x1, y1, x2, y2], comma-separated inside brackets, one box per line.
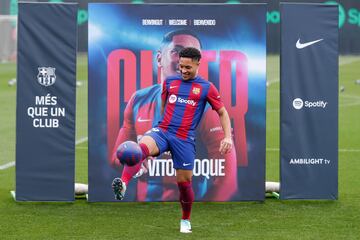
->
[265, 181, 280, 193]
[75, 183, 88, 195]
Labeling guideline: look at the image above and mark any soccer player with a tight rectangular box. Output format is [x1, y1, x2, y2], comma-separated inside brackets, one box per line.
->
[110, 29, 238, 202]
[112, 47, 233, 233]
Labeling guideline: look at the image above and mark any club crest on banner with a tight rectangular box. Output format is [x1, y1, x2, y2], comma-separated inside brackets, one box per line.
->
[37, 67, 56, 86]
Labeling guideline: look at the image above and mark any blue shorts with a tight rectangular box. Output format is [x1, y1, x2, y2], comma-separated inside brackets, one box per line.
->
[144, 127, 195, 170]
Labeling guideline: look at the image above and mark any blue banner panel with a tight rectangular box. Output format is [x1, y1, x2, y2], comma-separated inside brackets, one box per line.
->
[88, 4, 266, 202]
[280, 3, 338, 200]
[16, 3, 77, 201]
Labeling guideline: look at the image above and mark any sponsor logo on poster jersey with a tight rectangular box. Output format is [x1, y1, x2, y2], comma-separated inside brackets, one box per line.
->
[137, 117, 151, 122]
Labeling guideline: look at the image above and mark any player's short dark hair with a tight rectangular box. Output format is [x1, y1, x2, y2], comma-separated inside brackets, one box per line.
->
[161, 29, 202, 48]
[179, 47, 202, 62]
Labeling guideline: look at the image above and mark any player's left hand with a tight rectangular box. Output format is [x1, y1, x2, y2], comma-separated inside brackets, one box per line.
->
[219, 137, 233, 155]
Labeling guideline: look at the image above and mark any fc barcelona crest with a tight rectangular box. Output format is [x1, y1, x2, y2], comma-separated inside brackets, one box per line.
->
[192, 87, 200, 95]
[37, 67, 56, 86]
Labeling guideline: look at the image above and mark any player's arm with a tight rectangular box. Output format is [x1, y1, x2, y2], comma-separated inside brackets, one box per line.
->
[110, 95, 137, 169]
[217, 107, 233, 155]
[206, 83, 233, 154]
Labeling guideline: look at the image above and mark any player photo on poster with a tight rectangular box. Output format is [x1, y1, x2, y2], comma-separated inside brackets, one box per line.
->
[88, 4, 266, 202]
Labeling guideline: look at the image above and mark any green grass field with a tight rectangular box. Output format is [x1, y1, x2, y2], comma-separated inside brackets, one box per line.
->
[0, 55, 359, 239]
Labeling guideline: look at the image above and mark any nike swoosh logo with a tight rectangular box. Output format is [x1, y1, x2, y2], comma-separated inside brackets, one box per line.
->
[170, 86, 178, 89]
[137, 117, 151, 122]
[183, 163, 191, 166]
[296, 38, 323, 49]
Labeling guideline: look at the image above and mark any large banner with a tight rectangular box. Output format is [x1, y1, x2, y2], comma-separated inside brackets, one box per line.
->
[280, 3, 338, 200]
[88, 4, 266, 202]
[16, 3, 77, 201]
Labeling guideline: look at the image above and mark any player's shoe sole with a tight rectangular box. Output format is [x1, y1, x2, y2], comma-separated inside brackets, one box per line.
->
[112, 178, 126, 200]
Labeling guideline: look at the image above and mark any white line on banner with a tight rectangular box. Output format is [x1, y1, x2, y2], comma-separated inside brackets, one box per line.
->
[0, 137, 89, 171]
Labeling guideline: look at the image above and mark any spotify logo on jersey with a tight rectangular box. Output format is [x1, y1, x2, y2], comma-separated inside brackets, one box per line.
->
[169, 94, 177, 104]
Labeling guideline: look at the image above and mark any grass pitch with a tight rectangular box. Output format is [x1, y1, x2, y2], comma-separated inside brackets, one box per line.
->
[0, 55, 359, 239]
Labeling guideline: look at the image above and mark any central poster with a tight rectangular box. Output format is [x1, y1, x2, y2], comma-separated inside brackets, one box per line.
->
[88, 4, 266, 202]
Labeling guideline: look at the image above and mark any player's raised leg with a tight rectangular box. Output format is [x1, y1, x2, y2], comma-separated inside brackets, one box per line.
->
[112, 136, 160, 200]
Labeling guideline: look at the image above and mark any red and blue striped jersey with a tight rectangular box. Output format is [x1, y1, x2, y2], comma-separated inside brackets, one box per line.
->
[158, 75, 224, 140]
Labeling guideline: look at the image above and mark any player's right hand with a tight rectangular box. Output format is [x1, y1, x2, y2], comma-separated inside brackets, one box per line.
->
[219, 137, 233, 155]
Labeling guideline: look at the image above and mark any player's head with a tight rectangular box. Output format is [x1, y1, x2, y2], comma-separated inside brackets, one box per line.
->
[157, 29, 202, 80]
[178, 47, 201, 81]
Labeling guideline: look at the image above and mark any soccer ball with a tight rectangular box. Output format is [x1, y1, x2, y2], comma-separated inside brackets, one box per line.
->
[116, 141, 143, 166]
